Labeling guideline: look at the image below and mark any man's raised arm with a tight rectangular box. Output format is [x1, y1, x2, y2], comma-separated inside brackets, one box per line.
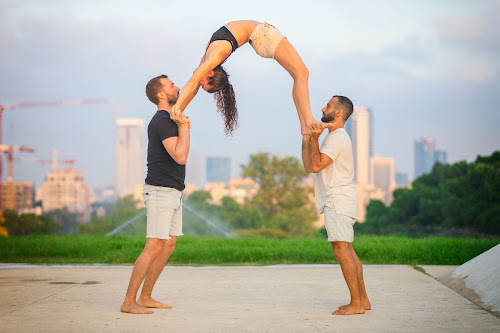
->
[302, 135, 313, 173]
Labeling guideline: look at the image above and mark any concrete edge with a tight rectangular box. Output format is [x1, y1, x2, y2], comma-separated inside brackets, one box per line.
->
[438, 271, 500, 318]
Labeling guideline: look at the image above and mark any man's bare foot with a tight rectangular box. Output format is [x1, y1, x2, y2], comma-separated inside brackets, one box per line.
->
[120, 302, 154, 314]
[332, 304, 365, 315]
[339, 300, 371, 310]
[137, 297, 172, 309]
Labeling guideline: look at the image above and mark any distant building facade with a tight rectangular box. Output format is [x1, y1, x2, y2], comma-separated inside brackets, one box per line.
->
[395, 172, 409, 187]
[2, 182, 35, 212]
[370, 155, 396, 205]
[414, 137, 447, 179]
[115, 118, 144, 196]
[433, 150, 448, 165]
[190, 178, 258, 206]
[206, 157, 231, 184]
[41, 167, 91, 222]
[186, 150, 205, 189]
[347, 107, 373, 185]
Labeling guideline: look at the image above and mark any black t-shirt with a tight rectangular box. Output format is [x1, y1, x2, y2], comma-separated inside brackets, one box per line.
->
[144, 110, 185, 191]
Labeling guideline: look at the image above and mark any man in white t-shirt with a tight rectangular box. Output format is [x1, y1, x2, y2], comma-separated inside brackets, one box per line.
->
[302, 95, 371, 315]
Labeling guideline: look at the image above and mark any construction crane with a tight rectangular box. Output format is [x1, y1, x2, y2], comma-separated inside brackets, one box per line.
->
[18, 149, 75, 172]
[0, 98, 115, 211]
[0, 145, 35, 211]
[0, 145, 35, 183]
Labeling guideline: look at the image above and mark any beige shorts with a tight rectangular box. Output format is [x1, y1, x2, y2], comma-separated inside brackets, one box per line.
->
[323, 205, 356, 243]
[142, 184, 183, 240]
[249, 22, 285, 59]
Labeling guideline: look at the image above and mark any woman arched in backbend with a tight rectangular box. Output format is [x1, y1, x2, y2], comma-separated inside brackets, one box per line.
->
[172, 20, 331, 135]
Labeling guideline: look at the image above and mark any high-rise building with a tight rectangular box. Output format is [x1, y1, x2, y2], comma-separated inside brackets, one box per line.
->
[349, 107, 373, 185]
[395, 172, 409, 187]
[433, 150, 448, 165]
[41, 167, 91, 221]
[115, 118, 144, 196]
[414, 137, 437, 179]
[370, 155, 396, 204]
[206, 157, 231, 184]
[2, 182, 35, 211]
[414, 138, 448, 180]
[186, 150, 205, 188]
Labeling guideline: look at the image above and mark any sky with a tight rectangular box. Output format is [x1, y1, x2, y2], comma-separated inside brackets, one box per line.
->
[1, 0, 499, 190]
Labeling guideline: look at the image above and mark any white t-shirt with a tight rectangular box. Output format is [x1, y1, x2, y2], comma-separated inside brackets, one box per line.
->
[314, 128, 359, 219]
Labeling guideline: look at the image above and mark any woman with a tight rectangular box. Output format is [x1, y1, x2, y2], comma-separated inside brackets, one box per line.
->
[172, 20, 329, 135]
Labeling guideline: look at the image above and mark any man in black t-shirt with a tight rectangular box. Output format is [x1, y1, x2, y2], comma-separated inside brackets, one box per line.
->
[121, 75, 190, 314]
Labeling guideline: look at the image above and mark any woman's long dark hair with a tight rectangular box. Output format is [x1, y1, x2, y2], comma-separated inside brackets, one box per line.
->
[207, 65, 238, 135]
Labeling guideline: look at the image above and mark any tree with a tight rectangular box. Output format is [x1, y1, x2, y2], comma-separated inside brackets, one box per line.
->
[241, 152, 317, 236]
[1, 210, 61, 236]
[186, 191, 212, 207]
[0, 212, 7, 237]
[364, 151, 500, 236]
[79, 195, 143, 235]
[45, 208, 79, 234]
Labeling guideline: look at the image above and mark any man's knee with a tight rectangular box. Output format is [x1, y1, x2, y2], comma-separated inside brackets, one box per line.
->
[142, 239, 164, 259]
[163, 236, 177, 251]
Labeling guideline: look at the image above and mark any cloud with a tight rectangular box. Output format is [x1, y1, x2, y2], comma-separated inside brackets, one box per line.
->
[381, 36, 430, 64]
[432, 2, 500, 53]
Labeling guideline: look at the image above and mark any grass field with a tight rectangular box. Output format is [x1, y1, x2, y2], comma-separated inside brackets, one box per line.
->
[1, 235, 498, 265]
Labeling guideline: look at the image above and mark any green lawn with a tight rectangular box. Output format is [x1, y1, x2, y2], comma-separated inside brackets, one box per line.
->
[0, 235, 498, 265]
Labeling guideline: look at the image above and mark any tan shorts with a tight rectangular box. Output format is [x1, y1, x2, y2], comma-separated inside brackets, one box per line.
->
[249, 22, 285, 59]
[142, 184, 183, 240]
[323, 205, 356, 243]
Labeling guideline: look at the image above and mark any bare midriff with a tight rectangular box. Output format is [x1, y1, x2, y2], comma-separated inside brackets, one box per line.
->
[224, 20, 262, 48]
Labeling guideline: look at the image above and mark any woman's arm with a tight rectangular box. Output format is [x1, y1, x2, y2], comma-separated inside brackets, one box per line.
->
[172, 49, 226, 113]
[179, 84, 201, 111]
[177, 51, 211, 110]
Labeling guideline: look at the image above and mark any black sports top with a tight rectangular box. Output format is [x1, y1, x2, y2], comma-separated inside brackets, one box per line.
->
[144, 110, 185, 191]
[208, 26, 239, 53]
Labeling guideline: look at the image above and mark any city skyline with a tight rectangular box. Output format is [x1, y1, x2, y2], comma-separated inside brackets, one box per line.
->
[1, 1, 498, 190]
[414, 137, 448, 180]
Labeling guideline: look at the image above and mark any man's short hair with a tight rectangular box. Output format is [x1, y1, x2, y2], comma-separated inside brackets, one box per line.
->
[146, 74, 168, 105]
[333, 95, 353, 121]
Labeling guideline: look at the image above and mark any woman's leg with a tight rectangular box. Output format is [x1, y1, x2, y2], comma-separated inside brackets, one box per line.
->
[274, 38, 318, 135]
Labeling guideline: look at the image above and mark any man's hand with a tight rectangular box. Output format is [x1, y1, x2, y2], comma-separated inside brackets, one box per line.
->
[310, 122, 327, 138]
[307, 120, 334, 136]
[179, 117, 191, 130]
[168, 109, 189, 126]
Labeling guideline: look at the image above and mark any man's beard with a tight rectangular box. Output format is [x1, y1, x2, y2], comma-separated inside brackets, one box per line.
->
[321, 111, 335, 123]
[167, 93, 179, 106]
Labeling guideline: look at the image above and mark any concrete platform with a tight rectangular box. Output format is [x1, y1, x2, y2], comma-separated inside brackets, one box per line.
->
[0, 264, 499, 332]
[443, 244, 500, 317]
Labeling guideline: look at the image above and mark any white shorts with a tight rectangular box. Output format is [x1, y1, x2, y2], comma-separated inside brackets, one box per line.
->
[323, 205, 356, 243]
[142, 184, 183, 240]
[248, 22, 285, 59]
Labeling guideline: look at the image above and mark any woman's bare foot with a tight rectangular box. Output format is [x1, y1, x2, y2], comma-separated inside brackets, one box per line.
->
[301, 125, 312, 136]
[339, 300, 371, 311]
[120, 302, 154, 314]
[332, 304, 365, 315]
[137, 297, 172, 309]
